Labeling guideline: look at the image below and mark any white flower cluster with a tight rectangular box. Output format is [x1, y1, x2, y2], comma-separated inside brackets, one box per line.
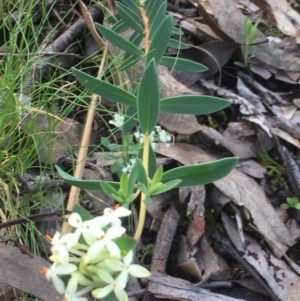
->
[134, 126, 172, 149]
[109, 114, 125, 128]
[122, 157, 136, 174]
[41, 207, 150, 301]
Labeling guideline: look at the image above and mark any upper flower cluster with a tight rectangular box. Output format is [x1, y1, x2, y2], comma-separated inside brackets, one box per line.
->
[41, 206, 150, 301]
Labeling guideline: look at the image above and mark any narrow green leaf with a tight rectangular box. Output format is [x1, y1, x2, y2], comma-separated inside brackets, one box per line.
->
[95, 23, 144, 57]
[151, 166, 163, 187]
[161, 157, 238, 187]
[149, 1, 167, 40]
[120, 172, 129, 196]
[136, 183, 149, 196]
[135, 158, 148, 188]
[111, 19, 129, 33]
[172, 26, 184, 35]
[100, 182, 120, 198]
[168, 38, 189, 50]
[295, 203, 300, 210]
[149, 179, 182, 195]
[144, 196, 152, 204]
[159, 57, 208, 73]
[72, 68, 137, 106]
[119, 31, 144, 71]
[56, 165, 120, 191]
[116, 2, 143, 33]
[120, 0, 140, 14]
[137, 59, 160, 134]
[148, 145, 157, 178]
[128, 164, 138, 194]
[234, 61, 246, 68]
[118, 55, 141, 72]
[160, 95, 231, 114]
[123, 105, 137, 134]
[72, 204, 93, 221]
[145, 0, 164, 26]
[146, 15, 173, 65]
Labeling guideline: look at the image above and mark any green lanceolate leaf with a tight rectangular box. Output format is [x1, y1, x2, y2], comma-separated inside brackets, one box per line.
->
[116, 2, 143, 33]
[159, 57, 208, 73]
[146, 15, 173, 66]
[136, 183, 149, 196]
[137, 59, 160, 134]
[168, 38, 189, 50]
[120, 172, 129, 196]
[160, 95, 231, 114]
[135, 158, 149, 188]
[111, 19, 129, 34]
[119, 32, 144, 71]
[149, 179, 182, 195]
[123, 105, 137, 134]
[101, 181, 125, 203]
[72, 68, 137, 106]
[72, 204, 93, 221]
[161, 157, 238, 187]
[120, 0, 140, 14]
[128, 164, 138, 194]
[95, 23, 144, 57]
[56, 165, 120, 191]
[172, 26, 184, 35]
[148, 1, 167, 40]
[145, 0, 164, 26]
[148, 145, 157, 178]
[151, 166, 163, 187]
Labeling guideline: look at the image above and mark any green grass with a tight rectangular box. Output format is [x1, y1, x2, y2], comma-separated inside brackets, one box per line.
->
[0, 0, 104, 255]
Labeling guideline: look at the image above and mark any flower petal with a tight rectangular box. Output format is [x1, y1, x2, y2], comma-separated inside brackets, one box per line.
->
[128, 265, 151, 277]
[113, 207, 131, 217]
[106, 240, 121, 258]
[123, 250, 133, 265]
[91, 216, 111, 228]
[55, 263, 77, 275]
[106, 226, 126, 240]
[98, 269, 114, 284]
[52, 274, 65, 294]
[92, 285, 113, 299]
[105, 259, 123, 271]
[68, 213, 83, 228]
[114, 288, 128, 301]
[85, 241, 105, 263]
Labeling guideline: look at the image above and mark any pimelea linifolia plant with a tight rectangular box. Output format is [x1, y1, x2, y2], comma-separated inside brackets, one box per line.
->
[41, 1, 238, 300]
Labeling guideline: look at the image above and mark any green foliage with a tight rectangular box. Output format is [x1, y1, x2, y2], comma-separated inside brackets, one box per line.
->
[59, 0, 237, 243]
[137, 59, 160, 134]
[235, 18, 259, 68]
[281, 197, 300, 210]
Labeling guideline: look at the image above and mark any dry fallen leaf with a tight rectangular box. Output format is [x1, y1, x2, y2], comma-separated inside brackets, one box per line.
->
[0, 245, 62, 301]
[155, 143, 295, 257]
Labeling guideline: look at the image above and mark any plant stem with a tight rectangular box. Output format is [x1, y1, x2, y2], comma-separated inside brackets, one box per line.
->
[134, 134, 150, 241]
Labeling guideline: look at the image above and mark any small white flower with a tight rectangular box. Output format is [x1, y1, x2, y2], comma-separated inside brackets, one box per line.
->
[41, 263, 77, 294]
[92, 270, 128, 301]
[122, 166, 129, 173]
[50, 232, 79, 264]
[63, 273, 93, 301]
[109, 114, 124, 128]
[102, 206, 132, 226]
[105, 250, 151, 283]
[68, 213, 96, 247]
[85, 226, 126, 263]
